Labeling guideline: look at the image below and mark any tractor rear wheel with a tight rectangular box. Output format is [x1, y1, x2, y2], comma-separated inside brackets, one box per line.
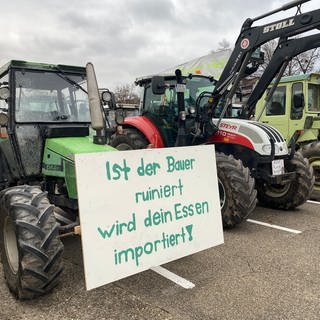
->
[216, 152, 257, 228]
[110, 128, 149, 150]
[300, 141, 320, 201]
[256, 152, 314, 209]
[0, 185, 63, 300]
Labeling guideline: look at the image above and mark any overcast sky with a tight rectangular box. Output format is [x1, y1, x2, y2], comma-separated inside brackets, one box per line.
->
[1, 0, 318, 89]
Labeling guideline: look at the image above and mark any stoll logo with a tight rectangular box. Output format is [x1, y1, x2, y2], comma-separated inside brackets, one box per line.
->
[263, 18, 295, 33]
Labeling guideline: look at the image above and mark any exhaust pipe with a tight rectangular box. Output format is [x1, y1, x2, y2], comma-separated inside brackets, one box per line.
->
[86, 62, 106, 144]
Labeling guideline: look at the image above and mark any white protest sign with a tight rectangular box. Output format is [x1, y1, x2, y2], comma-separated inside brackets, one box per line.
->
[75, 145, 223, 290]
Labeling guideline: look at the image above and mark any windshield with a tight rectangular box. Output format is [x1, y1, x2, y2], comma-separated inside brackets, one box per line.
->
[15, 70, 90, 122]
[143, 76, 214, 116]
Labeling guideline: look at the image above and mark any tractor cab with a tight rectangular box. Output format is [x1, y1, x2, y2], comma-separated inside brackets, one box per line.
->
[256, 73, 320, 144]
[0, 61, 91, 188]
[136, 74, 215, 147]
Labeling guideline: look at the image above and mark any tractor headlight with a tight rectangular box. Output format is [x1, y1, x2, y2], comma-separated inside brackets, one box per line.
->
[180, 111, 186, 121]
[188, 106, 196, 116]
[101, 90, 112, 103]
[262, 143, 279, 154]
[0, 87, 10, 100]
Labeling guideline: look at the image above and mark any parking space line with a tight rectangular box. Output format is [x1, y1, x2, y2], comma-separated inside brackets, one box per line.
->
[151, 266, 195, 289]
[307, 200, 320, 205]
[247, 219, 302, 234]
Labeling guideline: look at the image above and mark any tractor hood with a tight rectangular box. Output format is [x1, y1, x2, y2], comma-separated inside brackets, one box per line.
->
[44, 137, 116, 161]
[210, 118, 289, 157]
[42, 137, 116, 199]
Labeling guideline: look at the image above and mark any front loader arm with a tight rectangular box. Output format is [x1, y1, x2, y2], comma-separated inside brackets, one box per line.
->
[245, 32, 320, 118]
[213, 1, 320, 101]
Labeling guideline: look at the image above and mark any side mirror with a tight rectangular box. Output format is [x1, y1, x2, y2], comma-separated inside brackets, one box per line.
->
[0, 112, 8, 126]
[0, 87, 10, 100]
[151, 76, 166, 95]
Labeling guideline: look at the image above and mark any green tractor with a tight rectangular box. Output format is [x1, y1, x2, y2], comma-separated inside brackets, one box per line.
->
[255, 73, 320, 199]
[0, 60, 115, 299]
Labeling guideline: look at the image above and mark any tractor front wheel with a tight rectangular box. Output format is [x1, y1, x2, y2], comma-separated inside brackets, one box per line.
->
[110, 128, 149, 150]
[300, 141, 320, 201]
[216, 152, 257, 228]
[256, 152, 314, 209]
[0, 185, 63, 300]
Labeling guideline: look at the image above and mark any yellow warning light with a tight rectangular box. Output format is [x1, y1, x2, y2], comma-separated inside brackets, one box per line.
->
[195, 70, 202, 74]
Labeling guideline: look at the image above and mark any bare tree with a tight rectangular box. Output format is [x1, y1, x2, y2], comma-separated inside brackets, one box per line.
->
[294, 49, 320, 74]
[217, 38, 231, 51]
[258, 38, 320, 76]
[239, 39, 320, 101]
[258, 39, 278, 72]
[210, 38, 231, 53]
[114, 83, 140, 105]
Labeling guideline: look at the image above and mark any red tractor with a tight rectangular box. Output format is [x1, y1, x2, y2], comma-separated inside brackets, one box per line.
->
[108, 0, 318, 227]
[109, 72, 312, 228]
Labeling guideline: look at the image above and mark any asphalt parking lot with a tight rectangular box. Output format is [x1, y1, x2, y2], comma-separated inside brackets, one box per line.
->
[0, 201, 319, 320]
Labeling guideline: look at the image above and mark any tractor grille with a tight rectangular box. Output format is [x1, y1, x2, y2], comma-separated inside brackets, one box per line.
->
[251, 122, 284, 143]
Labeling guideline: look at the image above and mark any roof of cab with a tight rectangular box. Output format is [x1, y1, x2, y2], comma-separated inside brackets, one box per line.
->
[0, 60, 86, 78]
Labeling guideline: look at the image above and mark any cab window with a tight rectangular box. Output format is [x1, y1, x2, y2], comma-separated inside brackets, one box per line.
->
[308, 83, 320, 112]
[291, 82, 303, 120]
[143, 84, 177, 117]
[266, 86, 286, 116]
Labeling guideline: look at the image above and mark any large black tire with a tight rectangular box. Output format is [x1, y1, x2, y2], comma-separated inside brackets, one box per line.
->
[300, 141, 320, 201]
[256, 152, 314, 210]
[110, 128, 149, 150]
[216, 152, 257, 228]
[0, 185, 63, 300]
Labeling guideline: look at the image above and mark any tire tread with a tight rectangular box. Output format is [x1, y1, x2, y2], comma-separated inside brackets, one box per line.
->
[0, 185, 63, 299]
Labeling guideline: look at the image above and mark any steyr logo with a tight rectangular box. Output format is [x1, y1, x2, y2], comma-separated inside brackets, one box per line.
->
[263, 18, 295, 33]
